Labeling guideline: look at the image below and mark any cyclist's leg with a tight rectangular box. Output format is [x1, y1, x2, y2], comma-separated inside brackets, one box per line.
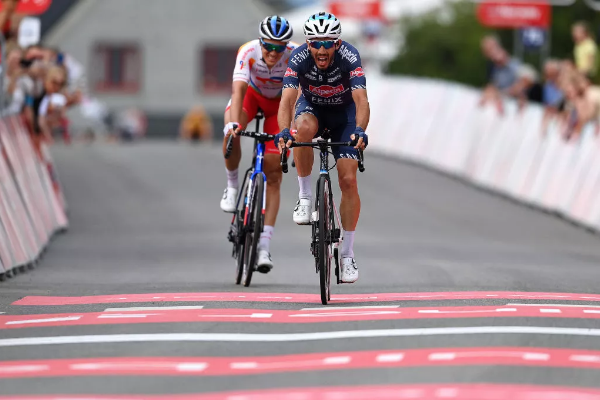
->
[292, 95, 320, 224]
[330, 103, 360, 282]
[257, 101, 283, 271]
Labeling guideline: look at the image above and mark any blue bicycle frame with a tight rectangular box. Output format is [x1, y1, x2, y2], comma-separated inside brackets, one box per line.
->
[243, 141, 267, 226]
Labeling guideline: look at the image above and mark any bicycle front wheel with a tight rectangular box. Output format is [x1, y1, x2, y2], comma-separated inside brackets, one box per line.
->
[234, 171, 252, 285]
[318, 176, 332, 305]
[242, 173, 264, 287]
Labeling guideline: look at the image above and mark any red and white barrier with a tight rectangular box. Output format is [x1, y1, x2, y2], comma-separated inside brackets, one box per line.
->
[367, 76, 600, 231]
[0, 114, 68, 279]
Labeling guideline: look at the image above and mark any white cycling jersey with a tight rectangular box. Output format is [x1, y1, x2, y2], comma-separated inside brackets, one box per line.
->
[232, 39, 299, 99]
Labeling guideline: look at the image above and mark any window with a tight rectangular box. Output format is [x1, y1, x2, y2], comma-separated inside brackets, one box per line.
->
[201, 45, 238, 93]
[92, 44, 141, 93]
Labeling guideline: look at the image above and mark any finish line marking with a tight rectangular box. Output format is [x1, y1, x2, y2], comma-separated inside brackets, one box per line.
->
[1, 326, 600, 347]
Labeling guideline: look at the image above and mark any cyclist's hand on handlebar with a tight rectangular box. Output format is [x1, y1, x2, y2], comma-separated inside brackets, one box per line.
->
[223, 122, 241, 138]
[275, 128, 295, 154]
[351, 127, 368, 150]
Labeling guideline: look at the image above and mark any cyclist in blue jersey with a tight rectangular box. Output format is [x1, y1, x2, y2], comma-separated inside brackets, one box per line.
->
[275, 12, 370, 284]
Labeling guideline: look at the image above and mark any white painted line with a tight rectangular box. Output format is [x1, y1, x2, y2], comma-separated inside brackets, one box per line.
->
[522, 353, 550, 361]
[104, 306, 205, 312]
[570, 355, 600, 363]
[176, 363, 208, 372]
[5, 316, 81, 325]
[250, 313, 273, 318]
[539, 309, 562, 313]
[0, 365, 49, 373]
[429, 353, 456, 361]
[323, 356, 351, 365]
[495, 308, 517, 312]
[199, 313, 273, 319]
[230, 362, 258, 369]
[97, 314, 159, 319]
[584, 310, 600, 314]
[301, 306, 400, 310]
[0, 312, 4, 315]
[507, 303, 600, 308]
[376, 353, 404, 363]
[2, 326, 600, 347]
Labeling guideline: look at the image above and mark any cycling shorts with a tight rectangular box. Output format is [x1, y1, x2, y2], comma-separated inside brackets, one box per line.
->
[294, 94, 359, 161]
[226, 88, 280, 155]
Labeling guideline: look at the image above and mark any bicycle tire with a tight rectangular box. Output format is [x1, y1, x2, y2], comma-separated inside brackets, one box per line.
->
[234, 171, 251, 285]
[234, 210, 245, 285]
[318, 176, 332, 305]
[242, 173, 264, 287]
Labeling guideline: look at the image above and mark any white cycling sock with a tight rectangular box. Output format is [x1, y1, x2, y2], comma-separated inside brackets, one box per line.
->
[341, 231, 355, 259]
[298, 176, 312, 199]
[259, 225, 274, 253]
[226, 168, 238, 189]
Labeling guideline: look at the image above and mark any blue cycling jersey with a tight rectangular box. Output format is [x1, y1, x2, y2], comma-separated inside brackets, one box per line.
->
[282, 41, 367, 107]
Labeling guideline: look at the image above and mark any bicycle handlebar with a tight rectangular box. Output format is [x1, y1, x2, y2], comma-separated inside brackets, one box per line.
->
[280, 138, 365, 174]
[224, 127, 275, 159]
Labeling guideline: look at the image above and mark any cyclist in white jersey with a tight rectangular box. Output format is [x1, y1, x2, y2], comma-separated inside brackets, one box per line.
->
[220, 15, 298, 273]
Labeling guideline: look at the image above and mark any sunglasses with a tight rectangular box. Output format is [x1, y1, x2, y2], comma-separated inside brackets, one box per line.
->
[260, 39, 287, 53]
[308, 40, 337, 50]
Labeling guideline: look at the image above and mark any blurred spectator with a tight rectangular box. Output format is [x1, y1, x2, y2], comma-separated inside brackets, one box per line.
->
[0, 0, 24, 44]
[541, 59, 565, 133]
[179, 104, 213, 143]
[479, 37, 521, 115]
[481, 34, 500, 83]
[37, 66, 68, 144]
[572, 21, 598, 80]
[513, 64, 543, 112]
[114, 107, 147, 142]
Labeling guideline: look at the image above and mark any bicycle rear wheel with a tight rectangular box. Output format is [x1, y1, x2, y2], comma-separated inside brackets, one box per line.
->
[317, 176, 332, 305]
[242, 173, 264, 287]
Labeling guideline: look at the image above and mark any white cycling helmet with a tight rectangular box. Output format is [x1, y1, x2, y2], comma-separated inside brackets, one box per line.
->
[303, 12, 342, 40]
[259, 15, 293, 42]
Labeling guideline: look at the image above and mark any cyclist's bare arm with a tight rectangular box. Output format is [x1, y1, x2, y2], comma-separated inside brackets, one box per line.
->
[229, 81, 248, 136]
[352, 88, 370, 150]
[352, 88, 370, 130]
[278, 87, 298, 132]
[289, 87, 302, 131]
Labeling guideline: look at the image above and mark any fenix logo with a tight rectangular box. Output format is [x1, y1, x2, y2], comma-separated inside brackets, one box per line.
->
[291, 48, 310, 66]
[339, 45, 358, 64]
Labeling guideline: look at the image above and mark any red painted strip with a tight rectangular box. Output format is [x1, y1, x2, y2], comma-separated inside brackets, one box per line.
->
[1, 306, 600, 330]
[1, 384, 600, 399]
[12, 291, 600, 306]
[0, 348, 599, 378]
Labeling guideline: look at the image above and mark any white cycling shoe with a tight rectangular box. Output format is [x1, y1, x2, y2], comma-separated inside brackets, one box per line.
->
[293, 198, 312, 225]
[257, 249, 273, 274]
[341, 257, 359, 283]
[220, 187, 237, 213]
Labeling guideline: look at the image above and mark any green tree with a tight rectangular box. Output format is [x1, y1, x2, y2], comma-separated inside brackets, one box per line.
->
[387, 0, 600, 87]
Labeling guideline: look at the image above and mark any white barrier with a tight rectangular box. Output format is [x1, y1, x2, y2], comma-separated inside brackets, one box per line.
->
[0, 114, 68, 280]
[367, 75, 600, 232]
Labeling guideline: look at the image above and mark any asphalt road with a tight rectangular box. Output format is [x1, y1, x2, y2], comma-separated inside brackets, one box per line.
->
[1, 140, 600, 398]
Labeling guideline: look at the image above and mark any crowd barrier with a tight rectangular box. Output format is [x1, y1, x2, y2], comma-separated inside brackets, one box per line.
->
[0, 113, 68, 280]
[367, 76, 600, 232]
